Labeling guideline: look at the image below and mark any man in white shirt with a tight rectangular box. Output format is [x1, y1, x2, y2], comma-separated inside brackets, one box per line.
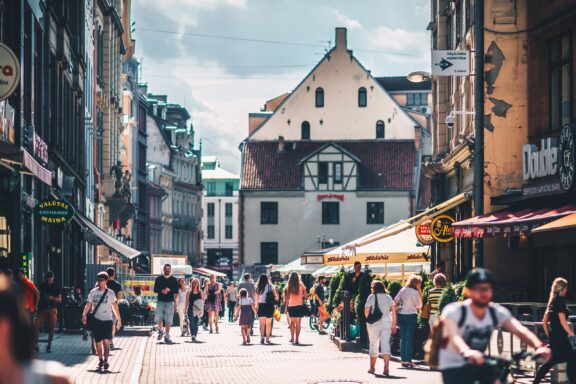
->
[82, 272, 122, 372]
[440, 268, 550, 384]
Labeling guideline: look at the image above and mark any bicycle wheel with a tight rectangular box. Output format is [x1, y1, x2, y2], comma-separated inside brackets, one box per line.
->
[323, 319, 331, 330]
[309, 316, 319, 331]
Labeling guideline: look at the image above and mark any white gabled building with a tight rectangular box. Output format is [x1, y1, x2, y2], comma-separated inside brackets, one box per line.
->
[239, 28, 431, 271]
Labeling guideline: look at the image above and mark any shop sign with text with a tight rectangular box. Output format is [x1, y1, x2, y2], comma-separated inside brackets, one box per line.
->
[0, 43, 20, 101]
[33, 199, 74, 224]
[415, 220, 434, 245]
[431, 215, 455, 243]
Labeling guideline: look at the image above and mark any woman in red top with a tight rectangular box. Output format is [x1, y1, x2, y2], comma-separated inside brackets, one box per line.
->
[286, 272, 307, 345]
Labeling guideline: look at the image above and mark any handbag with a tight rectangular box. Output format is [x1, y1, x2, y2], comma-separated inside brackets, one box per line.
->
[421, 301, 431, 320]
[192, 299, 204, 317]
[86, 290, 108, 331]
[366, 294, 383, 324]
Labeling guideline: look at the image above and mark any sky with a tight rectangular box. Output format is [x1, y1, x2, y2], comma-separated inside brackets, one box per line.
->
[132, 0, 431, 173]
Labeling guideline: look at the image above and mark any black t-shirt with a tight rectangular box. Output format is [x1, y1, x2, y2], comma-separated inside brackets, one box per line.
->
[107, 279, 123, 298]
[38, 282, 61, 310]
[549, 295, 570, 335]
[154, 275, 179, 302]
[315, 284, 325, 303]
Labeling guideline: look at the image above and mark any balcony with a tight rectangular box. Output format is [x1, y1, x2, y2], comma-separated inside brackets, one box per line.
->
[172, 214, 198, 230]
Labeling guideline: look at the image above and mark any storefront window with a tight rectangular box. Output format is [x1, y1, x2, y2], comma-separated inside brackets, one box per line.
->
[550, 33, 572, 130]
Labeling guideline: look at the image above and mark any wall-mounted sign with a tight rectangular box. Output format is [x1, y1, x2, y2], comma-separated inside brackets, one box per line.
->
[33, 199, 74, 224]
[431, 215, 455, 243]
[415, 220, 434, 245]
[432, 50, 470, 76]
[522, 138, 558, 181]
[20, 252, 32, 278]
[33, 131, 49, 164]
[0, 43, 20, 101]
[316, 193, 345, 201]
[558, 124, 576, 192]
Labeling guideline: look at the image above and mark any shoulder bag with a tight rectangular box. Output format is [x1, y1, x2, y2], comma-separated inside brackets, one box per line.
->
[86, 290, 108, 331]
[265, 285, 276, 305]
[366, 294, 383, 324]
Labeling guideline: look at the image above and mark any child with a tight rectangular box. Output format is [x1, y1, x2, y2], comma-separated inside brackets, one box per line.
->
[235, 288, 256, 345]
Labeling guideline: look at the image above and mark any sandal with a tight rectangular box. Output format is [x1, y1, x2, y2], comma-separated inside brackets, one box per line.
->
[367, 369, 375, 375]
[289, 338, 294, 343]
[383, 369, 389, 376]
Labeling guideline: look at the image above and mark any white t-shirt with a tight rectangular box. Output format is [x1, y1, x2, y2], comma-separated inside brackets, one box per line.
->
[238, 297, 253, 306]
[439, 300, 512, 370]
[177, 288, 188, 309]
[88, 287, 117, 321]
[365, 293, 394, 322]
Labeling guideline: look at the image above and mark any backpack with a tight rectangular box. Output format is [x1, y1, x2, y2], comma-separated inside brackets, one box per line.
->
[265, 285, 275, 305]
[424, 303, 498, 370]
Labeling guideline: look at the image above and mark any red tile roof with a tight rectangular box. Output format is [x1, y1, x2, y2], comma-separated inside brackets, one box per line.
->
[241, 140, 416, 191]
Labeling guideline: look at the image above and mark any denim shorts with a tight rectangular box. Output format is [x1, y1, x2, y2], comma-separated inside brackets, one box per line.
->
[155, 301, 174, 326]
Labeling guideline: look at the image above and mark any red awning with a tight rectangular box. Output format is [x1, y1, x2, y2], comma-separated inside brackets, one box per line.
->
[452, 204, 576, 238]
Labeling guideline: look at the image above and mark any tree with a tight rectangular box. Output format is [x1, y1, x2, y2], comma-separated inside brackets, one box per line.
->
[354, 270, 373, 344]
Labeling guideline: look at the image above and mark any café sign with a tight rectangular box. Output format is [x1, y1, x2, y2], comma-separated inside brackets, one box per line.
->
[0, 43, 20, 101]
[522, 138, 558, 181]
[34, 199, 74, 224]
[415, 219, 434, 245]
[430, 215, 455, 243]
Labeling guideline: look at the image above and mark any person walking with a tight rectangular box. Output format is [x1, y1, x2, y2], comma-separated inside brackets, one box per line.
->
[205, 274, 222, 333]
[105, 267, 123, 350]
[225, 282, 237, 323]
[365, 280, 396, 376]
[429, 261, 446, 282]
[235, 288, 256, 345]
[533, 277, 576, 384]
[238, 273, 256, 335]
[82, 272, 122, 372]
[153, 264, 179, 343]
[394, 274, 422, 368]
[16, 269, 39, 322]
[176, 278, 189, 337]
[313, 276, 330, 335]
[34, 271, 62, 353]
[286, 272, 307, 345]
[427, 273, 447, 330]
[185, 278, 204, 342]
[202, 279, 209, 330]
[255, 274, 277, 344]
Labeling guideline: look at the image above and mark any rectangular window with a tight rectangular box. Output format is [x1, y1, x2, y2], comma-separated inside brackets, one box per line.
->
[367, 202, 385, 224]
[225, 225, 233, 239]
[550, 33, 572, 130]
[407, 93, 427, 106]
[225, 182, 234, 196]
[333, 163, 343, 184]
[260, 242, 278, 265]
[207, 225, 215, 239]
[322, 202, 340, 225]
[207, 182, 216, 196]
[456, 0, 463, 46]
[318, 162, 328, 184]
[207, 203, 215, 217]
[261, 202, 278, 224]
[225, 203, 233, 217]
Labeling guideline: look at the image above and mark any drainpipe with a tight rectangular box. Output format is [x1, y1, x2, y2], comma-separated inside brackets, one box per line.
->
[473, 0, 485, 268]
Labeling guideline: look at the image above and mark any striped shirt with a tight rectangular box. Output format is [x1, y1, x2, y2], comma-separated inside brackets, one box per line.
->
[427, 287, 444, 315]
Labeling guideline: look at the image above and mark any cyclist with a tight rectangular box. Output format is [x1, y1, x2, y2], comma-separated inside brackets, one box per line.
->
[440, 268, 550, 384]
[313, 276, 330, 335]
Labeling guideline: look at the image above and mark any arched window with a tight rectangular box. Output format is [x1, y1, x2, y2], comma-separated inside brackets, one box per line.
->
[358, 87, 367, 107]
[315, 87, 324, 108]
[376, 120, 385, 139]
[301, 121, 311, 140]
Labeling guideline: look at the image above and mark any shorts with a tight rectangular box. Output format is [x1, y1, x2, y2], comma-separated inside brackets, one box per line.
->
[92, 319, 113, 342]
[257, 303, 275, 318]
[288, 305, 307, 318]
[155, 301, 174, 326]
[36, 308, 58, 328]
[318, 304, 329, 319]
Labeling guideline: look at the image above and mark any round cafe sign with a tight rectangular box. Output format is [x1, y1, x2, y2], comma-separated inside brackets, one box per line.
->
[415, 219, 434, 245]
[0, 43, 20, 101]
[430, 215, 455, 243]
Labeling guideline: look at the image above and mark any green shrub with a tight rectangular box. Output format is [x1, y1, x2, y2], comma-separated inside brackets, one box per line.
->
[327, 268, 345, 313]
[387, 280, 402, 299]
[439, 284, 458, 313]
[354, 271, 373, 323]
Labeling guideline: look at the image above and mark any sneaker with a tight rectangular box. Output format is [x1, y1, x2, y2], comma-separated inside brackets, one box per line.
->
[98, 359, 105, 369]
[191, 336, 196, 342]
[110, 343, 115, 350]
[157, 329, 164, 341]
[181, 330, 186, 337]
[164, 334, 172, 343]
[103, 361, 109, 371]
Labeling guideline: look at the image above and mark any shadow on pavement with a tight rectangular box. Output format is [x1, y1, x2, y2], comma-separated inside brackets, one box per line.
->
[374, 374, 406, 379]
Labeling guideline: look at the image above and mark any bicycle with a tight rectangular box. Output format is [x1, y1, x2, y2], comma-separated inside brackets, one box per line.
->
[308, 304, 331, 331]
[482, 351, 543, 384]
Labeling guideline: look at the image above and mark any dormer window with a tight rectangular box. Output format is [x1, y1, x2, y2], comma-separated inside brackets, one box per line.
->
[358, 87, 367, 107]
[315, 87, 324, 108]
[301, 121, 310, 140]
[376, 120, 385, 139]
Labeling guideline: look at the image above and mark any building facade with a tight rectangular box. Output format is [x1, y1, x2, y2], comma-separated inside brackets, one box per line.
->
[240, 28, 431, 270]
[201, 157, 240, 279]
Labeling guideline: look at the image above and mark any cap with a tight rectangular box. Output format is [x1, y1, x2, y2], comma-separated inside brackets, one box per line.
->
[465, 268, 495, 288]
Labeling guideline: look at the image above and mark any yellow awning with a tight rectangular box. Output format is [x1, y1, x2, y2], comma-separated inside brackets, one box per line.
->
[532, 213, 576, 234]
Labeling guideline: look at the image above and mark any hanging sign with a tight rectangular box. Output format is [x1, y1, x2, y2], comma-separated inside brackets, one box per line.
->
[431, 215, 455, 243]
[432, 50, 470, 76]
[0, 43, 20, 101]
[34, 199, 74, 224]
[415, 219, 434, 245]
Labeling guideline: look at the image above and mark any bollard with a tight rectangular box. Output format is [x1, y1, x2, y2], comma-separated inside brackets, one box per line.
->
[552, 362, 569, 384]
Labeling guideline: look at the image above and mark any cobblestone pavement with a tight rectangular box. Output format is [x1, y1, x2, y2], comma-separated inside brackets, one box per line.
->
[36, 321, 540, 384]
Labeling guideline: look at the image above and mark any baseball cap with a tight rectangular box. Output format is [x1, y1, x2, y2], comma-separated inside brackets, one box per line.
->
[465, 268, 495, 288]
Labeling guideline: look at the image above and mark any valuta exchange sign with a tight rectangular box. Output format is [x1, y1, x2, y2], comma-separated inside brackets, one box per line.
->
[34, 199, 74, 224]
[0, 43, 20, 101]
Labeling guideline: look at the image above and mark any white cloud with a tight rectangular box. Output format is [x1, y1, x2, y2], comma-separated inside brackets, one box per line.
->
[369, 26, 429, 54]
[334, 10, 362, 30]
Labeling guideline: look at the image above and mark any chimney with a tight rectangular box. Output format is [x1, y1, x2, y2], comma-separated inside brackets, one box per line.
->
[335, 28, 347, 50]
[278, 136, 285, 153]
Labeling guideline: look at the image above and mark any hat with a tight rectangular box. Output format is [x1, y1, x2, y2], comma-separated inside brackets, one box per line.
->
[465, 268, 495, 288]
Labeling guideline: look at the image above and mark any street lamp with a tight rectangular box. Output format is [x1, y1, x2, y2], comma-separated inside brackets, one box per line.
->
[407, 71, 431, 83]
